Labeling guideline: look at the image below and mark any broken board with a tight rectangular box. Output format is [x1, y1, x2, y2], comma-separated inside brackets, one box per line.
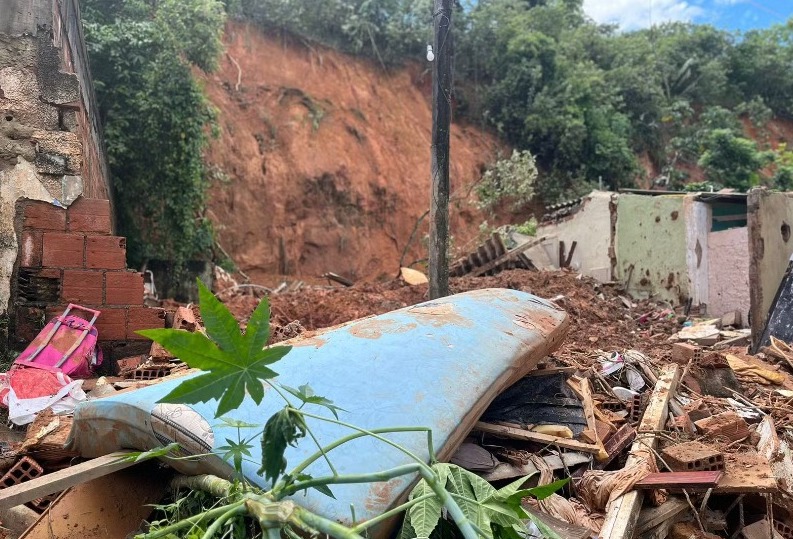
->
[66, 289, 570, 531]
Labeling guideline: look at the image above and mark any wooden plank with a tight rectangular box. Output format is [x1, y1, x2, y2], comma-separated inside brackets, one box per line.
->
[636, 497, 689, 534]
[0, 451, 138, 511]
[473, 421, 603, 454]
[567, 377, 608, 461]
[634, 471, 722, 490]
[469, 237, 545, 277]
[599, 364, 681, 539]
[21, 461, 169, 539]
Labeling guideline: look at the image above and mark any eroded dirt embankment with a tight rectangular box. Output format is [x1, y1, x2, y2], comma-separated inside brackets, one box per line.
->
[201, 21, 503, 282]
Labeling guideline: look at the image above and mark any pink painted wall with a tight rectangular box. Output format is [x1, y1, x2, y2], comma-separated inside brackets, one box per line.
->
[707, 227, 750, 324]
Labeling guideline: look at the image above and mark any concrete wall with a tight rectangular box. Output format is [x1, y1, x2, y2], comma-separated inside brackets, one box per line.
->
[708, 226, 750, 321]
[0, 0, 110, 313]
[616, 194, 689, 304]
[748, 189, 793, 342]
[536, 191, 615, 281]
[685, 198, 710, 308]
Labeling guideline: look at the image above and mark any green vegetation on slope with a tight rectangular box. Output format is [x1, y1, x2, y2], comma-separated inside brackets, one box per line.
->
[82, 0, 225, 268]
[234, 0, 793, 201]
[83, 0, 793, 267]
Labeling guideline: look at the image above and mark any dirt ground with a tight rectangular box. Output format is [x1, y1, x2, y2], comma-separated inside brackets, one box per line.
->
[223, 268, 680, 365]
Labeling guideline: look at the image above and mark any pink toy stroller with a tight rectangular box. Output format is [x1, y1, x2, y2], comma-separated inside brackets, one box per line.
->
[14, 304, 103, 379]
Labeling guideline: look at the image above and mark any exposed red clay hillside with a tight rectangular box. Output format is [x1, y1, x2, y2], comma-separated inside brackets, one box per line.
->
[200, 22, 503, 282]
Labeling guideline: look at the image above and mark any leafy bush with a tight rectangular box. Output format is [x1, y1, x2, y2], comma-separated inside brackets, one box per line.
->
[697, 129, 770, 189]
[476, 150, 538, 210]
[82, 0, 226, 267]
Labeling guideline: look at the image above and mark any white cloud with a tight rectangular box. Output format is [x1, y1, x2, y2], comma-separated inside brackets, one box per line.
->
[583, 0, 705, 30]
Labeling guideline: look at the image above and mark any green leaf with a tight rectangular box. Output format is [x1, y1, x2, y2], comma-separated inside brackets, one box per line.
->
[244, 293, 272, 358]
[521, 478, 569, 501]
[215, 417, 259, 429]
[218, 437, 253, 473]
[398, 517, 417, 539]
[489, 474, 537, 504]
[258, 408, 307, 484]
[140, 325, 286, 417]
[120, 442, 180, 463]
[407, 479, 443, 539]
[312, 484, 336, 498]
[281, 384, 346, 419]
[197, 279, 243, 355]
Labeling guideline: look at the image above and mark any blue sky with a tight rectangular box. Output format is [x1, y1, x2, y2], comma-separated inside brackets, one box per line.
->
[583, 0, 792, 32]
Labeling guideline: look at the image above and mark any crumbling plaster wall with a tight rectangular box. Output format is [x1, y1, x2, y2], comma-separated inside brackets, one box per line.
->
[708, 226, 750, 322]
[684, 198, 709, 309]
[0, 0, 110, 314]
[616, 194, 689, 304]
[536, 191, 614, 282]
[748, 189, 793, 343]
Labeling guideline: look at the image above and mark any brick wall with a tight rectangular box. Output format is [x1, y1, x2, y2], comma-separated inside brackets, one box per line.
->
[13, 197, 164, 349]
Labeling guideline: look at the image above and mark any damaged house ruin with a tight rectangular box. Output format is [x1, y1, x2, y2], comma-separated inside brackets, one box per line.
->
[0, 0, 164, 361]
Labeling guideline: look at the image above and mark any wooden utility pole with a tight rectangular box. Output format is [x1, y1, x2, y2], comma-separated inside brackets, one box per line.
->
[429, 0, 453, 299]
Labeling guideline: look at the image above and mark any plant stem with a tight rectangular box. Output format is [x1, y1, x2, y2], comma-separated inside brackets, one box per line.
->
[295, 411, 431, 473]
[289, 427, 434, 478]
[140, 501, 246, 539]
[291, 506, 367, 539]
[350, 494, 436, 533]
[200, 504, 246, 539]
[171, 474, 233, 498]
[281, 464, 422, 497]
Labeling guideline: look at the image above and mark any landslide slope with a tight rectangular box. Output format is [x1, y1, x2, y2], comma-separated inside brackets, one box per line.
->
[201, 21, 502, 282]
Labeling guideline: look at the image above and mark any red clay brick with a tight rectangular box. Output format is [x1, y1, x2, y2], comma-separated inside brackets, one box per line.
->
[0, 456, 43, 488]
[62, 270, 104, 304]
[41, 232, 84, 268]
[68, 197, 112, 234]
[19, 230, 43, 267]
[86, 236, 126, 269]
[23, 201, 66, 231]
[105, 271, 144, 306]
[94, 307, 127, 341]
[127, 307, 165, 339]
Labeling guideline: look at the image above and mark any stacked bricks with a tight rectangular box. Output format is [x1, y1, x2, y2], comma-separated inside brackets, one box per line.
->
[14, 197, 164, 344]
[661, 441, 724, 472]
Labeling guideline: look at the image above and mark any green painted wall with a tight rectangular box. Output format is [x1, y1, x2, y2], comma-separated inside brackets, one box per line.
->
[616, 194, 689, 304]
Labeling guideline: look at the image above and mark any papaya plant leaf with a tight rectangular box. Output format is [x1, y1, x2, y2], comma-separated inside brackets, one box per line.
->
[488, 474, 537, 504]
[218, 437, 253, 473]
[281, 384, 346, 419]
[121, 442, 180, 463]
[138, 325, 288, 417]
[197, 279, 242, 355]
[215, 417, 259, 429]
[259, 408, 307, 484]
[244, 292, 272, 358]
[521, 478, 569, 501]
[407, 479, 443, 539]
[312, 484, 336, 499]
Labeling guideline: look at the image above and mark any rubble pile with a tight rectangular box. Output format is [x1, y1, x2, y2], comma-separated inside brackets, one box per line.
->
[1, 264, 793, 538]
